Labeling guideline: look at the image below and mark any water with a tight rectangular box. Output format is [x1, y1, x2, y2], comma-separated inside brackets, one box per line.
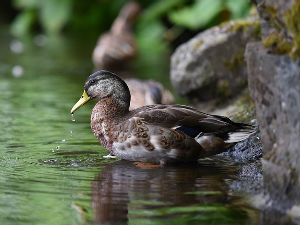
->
[0, 27, 259, 225]
[71, 113, 76, 122]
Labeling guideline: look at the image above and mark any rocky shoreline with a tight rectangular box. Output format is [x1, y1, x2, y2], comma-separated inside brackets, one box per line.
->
[170, 0, 300, 223]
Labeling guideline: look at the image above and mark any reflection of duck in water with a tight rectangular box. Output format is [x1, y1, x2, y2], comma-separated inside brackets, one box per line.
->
[92, 1, 140, 71]
[91, 160, 237, 224]
[71, 71, 255, 165]
[92, 1, 174, 109]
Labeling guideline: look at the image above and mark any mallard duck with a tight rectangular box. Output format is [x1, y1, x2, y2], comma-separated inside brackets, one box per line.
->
[125, 78, 174, 110]
[92, 1, 140, 71]
[71, 70, 255, 165]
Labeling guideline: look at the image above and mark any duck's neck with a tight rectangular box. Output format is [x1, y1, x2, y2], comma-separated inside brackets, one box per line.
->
[91, 97, 129, 123]
[111, 3, 139, 35]
[111, 18, 131, 35]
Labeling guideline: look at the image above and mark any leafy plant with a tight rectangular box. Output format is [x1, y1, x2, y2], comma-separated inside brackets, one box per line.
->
[168, 0, 251, 30]
[11, 0, 72, 35]
[11, 0, 252, 36]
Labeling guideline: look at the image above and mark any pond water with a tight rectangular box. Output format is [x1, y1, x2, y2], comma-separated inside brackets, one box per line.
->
[0, 27, 259, 225]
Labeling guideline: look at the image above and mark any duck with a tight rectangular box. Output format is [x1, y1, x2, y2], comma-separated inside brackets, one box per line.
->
[92, 1, 140, 71]
[71, 70, 255, 165]
[125, 78, 174, 110]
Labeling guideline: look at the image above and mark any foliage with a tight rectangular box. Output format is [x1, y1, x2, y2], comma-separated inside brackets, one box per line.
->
[39, 0, 72, 34]
[169, 0, 251, 29]
[11, 0, 72, 35]
[11, 9, 37, 36]
[169, 0, 224, 30]
[11, 0, 127, 36]
[11, 0, 252, 36]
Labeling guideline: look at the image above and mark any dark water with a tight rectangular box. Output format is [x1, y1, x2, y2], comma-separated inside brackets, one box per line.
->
[0, 27, 259, 225]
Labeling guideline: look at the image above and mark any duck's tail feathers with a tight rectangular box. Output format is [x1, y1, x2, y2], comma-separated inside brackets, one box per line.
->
[224, 124, 256, 144]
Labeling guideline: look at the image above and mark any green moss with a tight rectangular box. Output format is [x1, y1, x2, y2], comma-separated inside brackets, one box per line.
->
[193, 39, 204, 49]
[261, 5, 292, 54]
[249, 5, 258, 17]
[226, 19, 260, 33]
[223, 48, 246, 72]
[283, 0, 300, 59]
[262, 33, 279, 47]
[262, 1, 300, 59]
[219, 20, 230, 28]
[228, 89, 256, 123]
[217, 80, 232, 99]
[219, 19, 261, 39]
[263, 33, 293, 54]
[265, 6, 282, 31]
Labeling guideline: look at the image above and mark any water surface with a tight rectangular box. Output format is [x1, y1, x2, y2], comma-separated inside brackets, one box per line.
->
[0, 28, 259, 225]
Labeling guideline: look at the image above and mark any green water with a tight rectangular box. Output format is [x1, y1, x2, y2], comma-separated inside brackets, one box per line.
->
[0, 28, 259, 225]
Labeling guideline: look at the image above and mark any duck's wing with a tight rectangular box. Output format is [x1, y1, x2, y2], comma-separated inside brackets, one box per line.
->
[133, 105, 233, 131]
[132, 104, 254, 140]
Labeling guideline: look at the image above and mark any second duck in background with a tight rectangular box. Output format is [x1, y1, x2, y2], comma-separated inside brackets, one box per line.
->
[92, 1, 140, 72]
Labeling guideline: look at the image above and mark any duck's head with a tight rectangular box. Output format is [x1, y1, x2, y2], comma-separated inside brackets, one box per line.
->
[71, 70, 130, 114]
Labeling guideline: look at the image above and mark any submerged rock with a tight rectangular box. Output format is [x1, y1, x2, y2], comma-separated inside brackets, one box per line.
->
[170, 17, 260, 104]
[221, 130, 262, 163]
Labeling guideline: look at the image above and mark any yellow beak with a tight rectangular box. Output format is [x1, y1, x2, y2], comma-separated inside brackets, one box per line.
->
[71, 90, 91, 114]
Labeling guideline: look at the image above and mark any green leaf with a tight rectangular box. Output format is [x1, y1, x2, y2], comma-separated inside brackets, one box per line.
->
[39, 0, 72, 34]
[10, 10, 36, 36]
[168, 0, 223, 29]
[225, 0, 251, 19]
[134, 21, 169, 78]
[140, 0, 186, 23]
[13, 0, 40, 9]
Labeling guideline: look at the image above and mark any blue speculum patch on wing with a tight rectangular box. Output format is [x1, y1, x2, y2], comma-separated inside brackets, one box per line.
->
[175, 126, 202, 138]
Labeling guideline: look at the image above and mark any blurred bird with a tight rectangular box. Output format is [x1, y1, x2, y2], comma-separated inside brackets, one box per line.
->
[125, 79, 174, 110]
[92, 1, 140, 71]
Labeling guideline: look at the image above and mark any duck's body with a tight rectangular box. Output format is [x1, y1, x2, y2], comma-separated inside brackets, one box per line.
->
[90, 103, 253, 164]
[71, 71, 255, 165]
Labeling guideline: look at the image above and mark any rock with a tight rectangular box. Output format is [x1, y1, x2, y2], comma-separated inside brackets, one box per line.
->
[220, 130, 262, 163]
[246, 42, 300, 212]
[221, 128, 263, 195]
[230, 160, 263, 195]
[170, 18, 260, 104]
[256, 0, 300, 59]
[245, 0, 300, 214]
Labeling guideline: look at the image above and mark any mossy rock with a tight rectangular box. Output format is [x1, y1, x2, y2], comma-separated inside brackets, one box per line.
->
[228, 89, 256, 123]
[223, 47, 247, 73]
[283, 0, 300, 59]
[259, 0, 300, 59]
[171, 16, 261, 105]
[263, 33, 293, 54]
[220, 18, 261, 39]
[193, 39, 204, 49]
